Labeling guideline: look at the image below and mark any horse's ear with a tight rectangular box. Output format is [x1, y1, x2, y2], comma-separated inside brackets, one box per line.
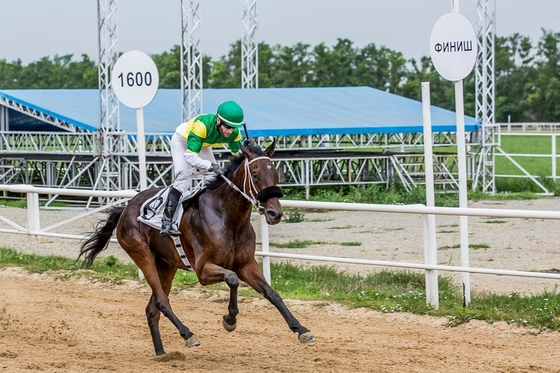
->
[240, 145, 253, 159]
[264, 139, 276, 157]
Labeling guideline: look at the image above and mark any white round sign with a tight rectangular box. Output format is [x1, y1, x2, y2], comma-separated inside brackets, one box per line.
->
[430, 12, 477, 82]
[112, 50, 159, 108]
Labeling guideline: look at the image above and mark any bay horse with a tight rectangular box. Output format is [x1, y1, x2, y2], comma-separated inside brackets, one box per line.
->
[78, 140, 315, 356]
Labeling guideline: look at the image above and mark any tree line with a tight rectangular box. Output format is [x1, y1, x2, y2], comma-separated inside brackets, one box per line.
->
[0, 29, 559, 122]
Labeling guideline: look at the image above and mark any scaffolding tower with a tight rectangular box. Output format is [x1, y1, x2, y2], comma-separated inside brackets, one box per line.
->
[97, 0, 122, 197]
[474, 0, 497, 193]
[242, 0, 258, 89]
[181, 0, 203, 122]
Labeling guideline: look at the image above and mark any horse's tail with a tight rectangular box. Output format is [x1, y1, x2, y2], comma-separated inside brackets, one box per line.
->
[78, 206, 124, 267]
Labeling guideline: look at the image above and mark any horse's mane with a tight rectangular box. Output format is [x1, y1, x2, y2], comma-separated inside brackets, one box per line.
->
[205, 144, 264, 190]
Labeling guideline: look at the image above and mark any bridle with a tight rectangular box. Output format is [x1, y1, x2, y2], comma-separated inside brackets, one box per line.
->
[219, 156, 283, 214]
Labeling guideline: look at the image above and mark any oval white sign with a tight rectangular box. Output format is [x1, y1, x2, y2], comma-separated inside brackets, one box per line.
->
[112, 50, 159, 108]
[430, 12, 477, 82]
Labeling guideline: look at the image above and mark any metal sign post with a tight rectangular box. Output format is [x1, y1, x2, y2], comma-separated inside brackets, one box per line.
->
[430, 7, 477, 306]
[421, 81, 439, 309]
[112, 50, 160, 191]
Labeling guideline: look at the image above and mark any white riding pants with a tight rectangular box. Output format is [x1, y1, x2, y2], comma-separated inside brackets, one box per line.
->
[170, 132, 217, 192]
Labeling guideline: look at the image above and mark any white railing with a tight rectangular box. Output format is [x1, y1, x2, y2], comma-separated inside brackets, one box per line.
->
[496, 132, 560, 183]
[1, 184, 560, 309]
[499, 122, 560, 132]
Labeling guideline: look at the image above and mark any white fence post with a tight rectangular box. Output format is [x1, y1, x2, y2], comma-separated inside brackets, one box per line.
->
[260, 214, 271, 284]
[552, 134, 557, 181]
[26, 192, 40, 233]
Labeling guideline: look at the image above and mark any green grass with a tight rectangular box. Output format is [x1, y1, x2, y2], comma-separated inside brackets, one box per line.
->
[2, 247, 559, 331]
[0, 199, 68, 208]
[269, 240, 327, 248]
[340, 242, 362, 246]
[438, 243, 491, 250]
[283, 208, 305, 223]
[268, 240, 362, 248]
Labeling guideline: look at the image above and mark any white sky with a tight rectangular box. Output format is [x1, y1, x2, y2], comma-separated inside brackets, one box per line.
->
[0, 0, 559, 64]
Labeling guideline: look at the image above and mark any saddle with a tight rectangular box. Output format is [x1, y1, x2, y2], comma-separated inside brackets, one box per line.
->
[137, 186, 205, 230]
[137, 186, 205, 270]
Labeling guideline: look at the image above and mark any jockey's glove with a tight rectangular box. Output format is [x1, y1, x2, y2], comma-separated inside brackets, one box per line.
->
[243, 138, 256, 147]
[209, 163, 226, 177]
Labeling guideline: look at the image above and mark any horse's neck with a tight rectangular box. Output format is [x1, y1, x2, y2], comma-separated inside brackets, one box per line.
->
[193, 163, 251, 219]
[222, 162, 254, 217]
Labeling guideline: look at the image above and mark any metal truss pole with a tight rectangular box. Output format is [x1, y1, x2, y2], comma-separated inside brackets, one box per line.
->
[0, 105, 7, 133]
[97, 0, 122, 196]
[181, 0, 203, 122]
[474, 0, 497, 193]
[242, 0, 258, 89]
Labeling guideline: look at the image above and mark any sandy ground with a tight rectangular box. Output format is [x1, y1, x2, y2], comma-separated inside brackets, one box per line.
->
[2, 267, 560, 373]
[1, 199, 560, 372]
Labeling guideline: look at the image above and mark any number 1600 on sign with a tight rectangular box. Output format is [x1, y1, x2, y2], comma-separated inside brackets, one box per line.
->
[116, 72, 153, 87]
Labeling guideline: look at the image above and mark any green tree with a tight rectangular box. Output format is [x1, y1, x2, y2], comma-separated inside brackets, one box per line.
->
[494, 35, 535, 122]
[152, 45, 181, 88]
[354, 44, 408, 93]
[526, 29, 560, 121]
[267, 43, 313, 87]
[0, 58, 24, 88]
[401, 56, 455, 112]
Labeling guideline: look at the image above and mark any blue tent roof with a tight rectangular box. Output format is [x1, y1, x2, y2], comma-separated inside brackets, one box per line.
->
[0, 87, 479, 136]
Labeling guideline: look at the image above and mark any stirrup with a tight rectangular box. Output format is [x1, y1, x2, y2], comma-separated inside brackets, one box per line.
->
[159, 228, 182, 236]
[168, 228, 182, 236]
[160, 226, 181, 237]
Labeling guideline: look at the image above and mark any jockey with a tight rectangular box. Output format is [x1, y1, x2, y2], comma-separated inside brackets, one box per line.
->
[160, 101, 245, 236]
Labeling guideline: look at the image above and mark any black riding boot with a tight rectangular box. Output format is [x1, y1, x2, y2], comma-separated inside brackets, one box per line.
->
[160, 187, 182, 236]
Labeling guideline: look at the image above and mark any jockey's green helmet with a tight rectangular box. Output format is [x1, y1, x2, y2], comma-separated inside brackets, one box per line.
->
[217, 101, 244, 128]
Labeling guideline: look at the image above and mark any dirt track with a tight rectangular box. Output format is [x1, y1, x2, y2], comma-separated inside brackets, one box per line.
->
[2, 199, 560, 372]
[1, 267, 560, 373]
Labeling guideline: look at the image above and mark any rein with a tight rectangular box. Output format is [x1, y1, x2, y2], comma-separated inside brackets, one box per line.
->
[220, 156, 283, 214]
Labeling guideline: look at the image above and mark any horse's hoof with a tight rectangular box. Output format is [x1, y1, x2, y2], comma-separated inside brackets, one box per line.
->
[222, 316, 237, 332]
[298, 331, 316, 343]
[186, 335, 201, 347]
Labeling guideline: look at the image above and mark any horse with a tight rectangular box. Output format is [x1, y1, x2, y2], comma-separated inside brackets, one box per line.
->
[78, 140, 315, 356]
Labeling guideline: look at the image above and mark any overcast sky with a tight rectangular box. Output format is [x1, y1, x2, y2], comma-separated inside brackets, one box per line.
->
[1, 0, 559, 64]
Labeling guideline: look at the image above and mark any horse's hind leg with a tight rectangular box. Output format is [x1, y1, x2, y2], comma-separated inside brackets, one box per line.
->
[137, 254, 200, 354]
[238, 261, 316, 343]
[145, 257, 177, 355]
[146, 293, 165, 355]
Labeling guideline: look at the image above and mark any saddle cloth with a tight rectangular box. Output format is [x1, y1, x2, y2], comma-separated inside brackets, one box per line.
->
[137, 186, 204, 270]
[137, 185, 203, 230]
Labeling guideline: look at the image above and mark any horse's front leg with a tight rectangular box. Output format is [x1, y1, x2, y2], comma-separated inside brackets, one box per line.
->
[198, 262, 239, 332]
[238, 261, 316, 343]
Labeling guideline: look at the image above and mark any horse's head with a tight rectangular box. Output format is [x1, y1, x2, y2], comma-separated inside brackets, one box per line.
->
[238, 139, 283, 225]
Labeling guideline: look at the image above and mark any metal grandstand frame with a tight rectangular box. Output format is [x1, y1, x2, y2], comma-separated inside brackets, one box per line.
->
[0, 0, 496, 205]
[0, 127, 473, 204]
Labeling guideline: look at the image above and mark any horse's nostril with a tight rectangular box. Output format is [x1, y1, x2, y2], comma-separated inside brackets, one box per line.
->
[267, 210, 282, 221]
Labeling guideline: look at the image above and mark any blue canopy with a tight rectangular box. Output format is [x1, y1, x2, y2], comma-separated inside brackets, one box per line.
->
[0, 86, 479, 136]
